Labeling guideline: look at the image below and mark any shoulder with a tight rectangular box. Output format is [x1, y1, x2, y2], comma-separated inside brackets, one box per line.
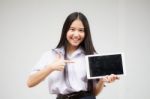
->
[40, 49, 57, 59]
[51, 47, 65, 56]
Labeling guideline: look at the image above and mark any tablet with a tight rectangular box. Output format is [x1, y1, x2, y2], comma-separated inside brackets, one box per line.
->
[85, 53, 125, 79]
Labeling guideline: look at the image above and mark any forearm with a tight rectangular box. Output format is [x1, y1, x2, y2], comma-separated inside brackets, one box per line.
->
[27, 65, 54, 87]
[93, 74, 119, 96]
[93, 80, 105, 96]
[27, 54, 73, 88]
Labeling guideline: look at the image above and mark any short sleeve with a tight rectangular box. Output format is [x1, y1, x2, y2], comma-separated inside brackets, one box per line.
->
[30, 50, 55, 74]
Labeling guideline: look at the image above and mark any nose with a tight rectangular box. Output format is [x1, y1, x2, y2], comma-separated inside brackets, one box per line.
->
[73, 30, 80, 37]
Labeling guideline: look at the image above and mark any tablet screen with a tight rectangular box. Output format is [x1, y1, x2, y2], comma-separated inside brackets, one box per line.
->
[85, 53, 125, 79]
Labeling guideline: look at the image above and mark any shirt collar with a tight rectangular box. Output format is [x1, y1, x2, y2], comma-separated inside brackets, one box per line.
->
[52, 47, 65, 56]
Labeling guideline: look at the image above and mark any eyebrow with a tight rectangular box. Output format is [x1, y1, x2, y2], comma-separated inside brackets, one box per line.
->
[70, 27, 84, 29]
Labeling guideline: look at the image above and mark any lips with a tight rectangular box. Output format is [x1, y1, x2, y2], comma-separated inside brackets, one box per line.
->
[72, 40, 80, 44]
[71, 37, 81, 43]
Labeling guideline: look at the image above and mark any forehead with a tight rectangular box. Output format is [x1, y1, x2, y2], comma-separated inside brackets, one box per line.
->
[70, 19, 84, 28]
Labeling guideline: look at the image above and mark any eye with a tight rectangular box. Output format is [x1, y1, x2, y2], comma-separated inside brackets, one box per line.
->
[69, 28, 75, 31]
[79, 29, 84, 32]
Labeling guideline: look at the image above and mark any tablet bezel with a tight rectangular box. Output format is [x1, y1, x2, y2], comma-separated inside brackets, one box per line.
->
[85, 53, 126, 79]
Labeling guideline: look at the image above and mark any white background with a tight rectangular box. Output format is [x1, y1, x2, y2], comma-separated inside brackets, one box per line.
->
[0, 0, 150, 99]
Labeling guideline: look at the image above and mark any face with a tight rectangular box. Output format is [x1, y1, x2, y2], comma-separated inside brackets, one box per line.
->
[66, 19, 85, 49]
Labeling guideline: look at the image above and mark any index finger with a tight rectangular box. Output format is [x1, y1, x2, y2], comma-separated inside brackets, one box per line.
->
[64, 60, 75, 63]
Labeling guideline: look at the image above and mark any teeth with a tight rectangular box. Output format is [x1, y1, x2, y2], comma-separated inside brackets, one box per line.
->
[72, 38, 79, 41]
[73, 39, 79, 42]
[71, 37, 80, 42]
[73, 39, 78, 41]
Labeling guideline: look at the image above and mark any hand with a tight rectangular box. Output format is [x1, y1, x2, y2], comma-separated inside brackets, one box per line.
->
[101, 74, 119, 83]
[50, 53, 74, 71]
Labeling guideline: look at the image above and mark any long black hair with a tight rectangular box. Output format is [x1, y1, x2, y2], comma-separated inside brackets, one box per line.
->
[56, 12, 96, 94]
[56, 12, 96, 55]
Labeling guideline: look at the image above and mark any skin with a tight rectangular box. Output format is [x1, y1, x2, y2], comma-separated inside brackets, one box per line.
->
[66, 19, 85, 54]
[27, 19, 119, 96]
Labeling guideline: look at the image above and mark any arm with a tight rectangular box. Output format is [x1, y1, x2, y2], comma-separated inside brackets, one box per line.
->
[27, 53, 74, 88]
[27, 65, 55, 88]
[93, 79, 105, 96]
[93, 74, 119, 96]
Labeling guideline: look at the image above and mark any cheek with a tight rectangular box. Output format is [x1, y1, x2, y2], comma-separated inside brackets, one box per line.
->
[66, 31, 72, 40]
[81, 33, 85, 39]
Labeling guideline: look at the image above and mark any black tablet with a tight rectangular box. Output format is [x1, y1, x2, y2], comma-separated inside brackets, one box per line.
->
[85, 53, 125, 79]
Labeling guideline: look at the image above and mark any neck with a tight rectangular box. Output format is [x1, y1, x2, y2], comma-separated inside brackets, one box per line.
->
[67, 45, 78, 55]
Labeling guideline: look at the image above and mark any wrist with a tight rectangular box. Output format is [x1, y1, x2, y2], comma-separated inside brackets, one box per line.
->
[99, 79, 105, 87]
[46, 64, 55, 72]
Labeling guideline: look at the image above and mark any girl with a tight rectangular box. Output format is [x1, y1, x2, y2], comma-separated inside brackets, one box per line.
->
[27, 12, 119, 99]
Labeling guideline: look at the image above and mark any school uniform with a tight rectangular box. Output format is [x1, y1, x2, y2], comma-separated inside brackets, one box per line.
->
[31, 47, 96, 99]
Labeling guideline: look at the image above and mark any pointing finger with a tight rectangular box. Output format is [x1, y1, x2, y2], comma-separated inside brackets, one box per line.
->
[64, 60, 75, 63]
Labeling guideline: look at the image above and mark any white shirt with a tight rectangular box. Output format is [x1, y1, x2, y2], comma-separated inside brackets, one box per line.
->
[31, 47, 88, 94]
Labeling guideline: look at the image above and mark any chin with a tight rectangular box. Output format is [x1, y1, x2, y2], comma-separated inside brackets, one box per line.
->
[71, 43, 80, 47]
